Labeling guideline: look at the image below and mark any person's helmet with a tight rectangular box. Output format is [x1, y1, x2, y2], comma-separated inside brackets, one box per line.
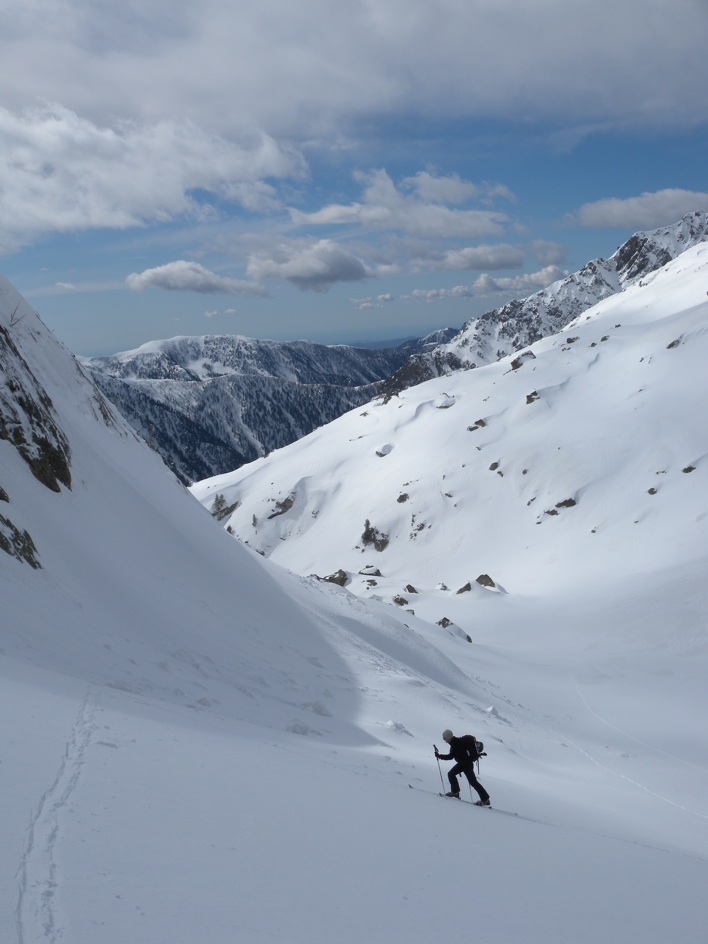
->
[442, 729, 454, 743]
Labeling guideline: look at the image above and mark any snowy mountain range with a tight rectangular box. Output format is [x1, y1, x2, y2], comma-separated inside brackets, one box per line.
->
[82, 213, 708, 489]
[192, 233, 708, 611]
[2, 215, 708, 944]
[81, 330, 456, 484]
[382, 210, 708, 393]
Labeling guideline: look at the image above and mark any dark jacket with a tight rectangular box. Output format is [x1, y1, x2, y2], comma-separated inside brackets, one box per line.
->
[437, 735, 479, 766]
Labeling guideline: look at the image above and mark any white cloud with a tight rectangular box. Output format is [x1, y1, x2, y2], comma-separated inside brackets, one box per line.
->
[290, 169, 509, 239]
[404, 265, 566, 302]
[577, 190, 708, 229]
[417, 243, 525, 272]
[471, 266, 567, 296]
[246, 239, 371, 292]
[0, 103, 302, 251]
[531, 240, 566, 266]
[3, 3, 706, 140]
[352, 292, 396, 310]
[401, 171, 513, 206]
[405, 286, 476, 302]
[126, 261, 267, 295]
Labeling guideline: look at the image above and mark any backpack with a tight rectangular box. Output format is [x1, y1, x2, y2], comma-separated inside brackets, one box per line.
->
[470, 737, 486, 766]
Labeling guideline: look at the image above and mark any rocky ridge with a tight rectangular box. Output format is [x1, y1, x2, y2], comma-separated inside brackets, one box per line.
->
[381, 211, 708, 394]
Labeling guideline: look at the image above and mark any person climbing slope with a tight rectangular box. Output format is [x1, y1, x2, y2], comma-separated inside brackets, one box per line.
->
[435, 728, 491, 806]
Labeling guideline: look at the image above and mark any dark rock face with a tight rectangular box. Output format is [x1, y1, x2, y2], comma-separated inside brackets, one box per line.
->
[0, 323, 71, 493]
[0, 512, 41, 568]
[0, 278, 124, 568]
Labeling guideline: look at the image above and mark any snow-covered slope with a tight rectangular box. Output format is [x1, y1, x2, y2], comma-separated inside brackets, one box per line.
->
[383, 209, 708, 392]
[81, 330, 456, 484]
[3, 268, 707, 944]
[192, 240, 708, 880]
[194, 240, 708, 598]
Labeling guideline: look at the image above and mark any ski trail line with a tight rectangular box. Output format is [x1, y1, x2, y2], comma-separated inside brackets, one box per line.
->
[571, 673, 708, 774]
[15, 689, 98, 944]
[567, 675, 708, 822]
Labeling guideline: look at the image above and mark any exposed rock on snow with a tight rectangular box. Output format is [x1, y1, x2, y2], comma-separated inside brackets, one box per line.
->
[361, 520, 390, 552]
[210, 493, 239, 520]
[268, 494, 295, 518]
[322, 568, 349, 586]
[476, 574, 496, 588]
[0, 322, 72, 493]
[0, 512, 41, 568]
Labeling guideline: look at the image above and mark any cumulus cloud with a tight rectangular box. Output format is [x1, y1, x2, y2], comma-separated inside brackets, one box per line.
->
[352, 292, 396, 310]
[246, 239, 371, 292]
[0, 103, 302, 250]
[472, 266, 567, 296]
[416, 243, 525, 272]
[126, 261, 267, 295]
[405, 286, 476, 302]
[405, 266, 566, 302]
[577, 189, 708, 229]
[290, 169, 510, 239]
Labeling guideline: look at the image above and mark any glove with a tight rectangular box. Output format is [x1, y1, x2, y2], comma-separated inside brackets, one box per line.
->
[434, 749, 440, 759]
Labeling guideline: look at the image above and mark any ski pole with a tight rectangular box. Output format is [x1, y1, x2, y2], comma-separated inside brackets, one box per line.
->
[434, 744, 445, 792]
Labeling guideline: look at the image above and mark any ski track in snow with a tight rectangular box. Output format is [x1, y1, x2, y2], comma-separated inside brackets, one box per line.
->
[564, 676, 708, 823]
[15, 690, 98, 944]
[571, 674, 708, 777]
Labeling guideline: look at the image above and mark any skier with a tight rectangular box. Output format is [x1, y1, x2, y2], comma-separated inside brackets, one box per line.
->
[435, 729, 491, 806]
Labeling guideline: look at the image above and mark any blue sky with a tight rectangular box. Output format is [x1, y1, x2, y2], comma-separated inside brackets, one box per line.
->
[1, 0, 707, 355]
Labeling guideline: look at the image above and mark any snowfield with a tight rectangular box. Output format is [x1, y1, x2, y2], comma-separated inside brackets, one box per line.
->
[2, 234, 708, 944]
[194, 243, 708, 595]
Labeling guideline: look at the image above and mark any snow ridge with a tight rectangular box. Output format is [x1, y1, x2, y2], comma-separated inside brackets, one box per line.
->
[383, 210, 708, 392]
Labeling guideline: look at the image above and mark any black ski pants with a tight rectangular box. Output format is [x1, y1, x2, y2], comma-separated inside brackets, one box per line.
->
[448, 761, 490, 803]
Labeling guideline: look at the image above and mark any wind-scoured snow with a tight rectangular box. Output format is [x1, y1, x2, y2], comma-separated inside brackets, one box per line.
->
[2, 229, 708, 944]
